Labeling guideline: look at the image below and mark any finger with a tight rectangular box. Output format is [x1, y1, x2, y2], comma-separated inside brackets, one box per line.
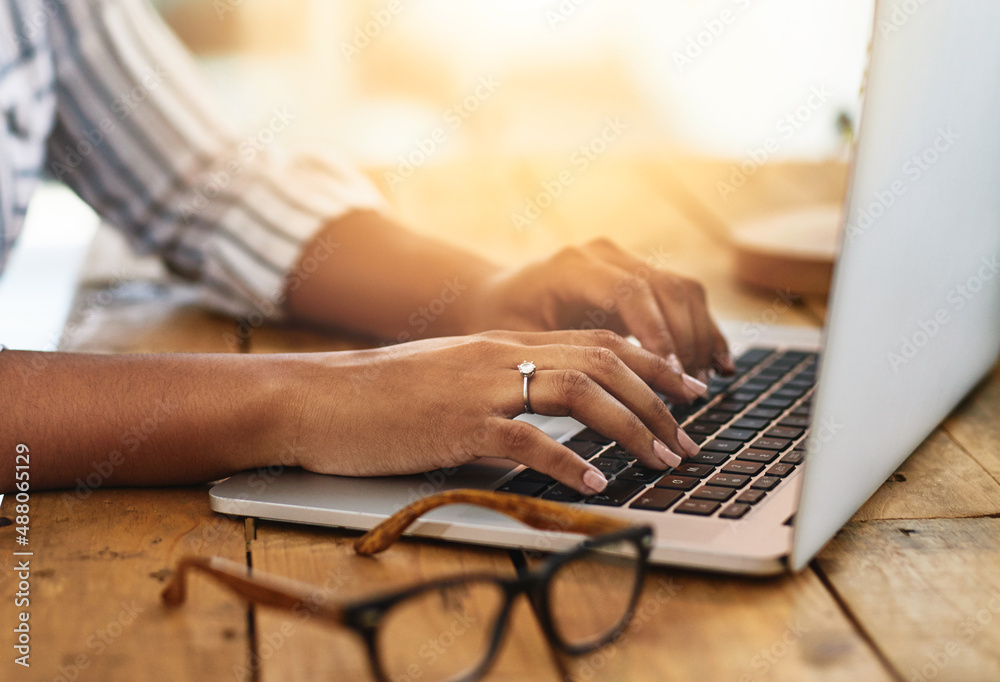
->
[533, 345, 700, 459]
[650, 274, 703, 376]
[484, 419, 609, 495]
[709, 321, 736, 375]
[657, 275, 718, 379]
[573, 261, 680, 360]
[583, 239, 732, 375]
[493, 328, 707, 402]
[528, 369, 695, 469]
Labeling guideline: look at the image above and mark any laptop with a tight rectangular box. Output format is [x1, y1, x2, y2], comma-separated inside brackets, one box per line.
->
[210, 0, 1000, 575]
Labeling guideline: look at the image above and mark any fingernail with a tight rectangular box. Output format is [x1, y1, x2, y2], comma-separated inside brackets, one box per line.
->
[682, 373, 708, 401]
[665, 353, 684, 374]
[653, 440, 683, 469]
[582, 469, 608, 494]
[676, 427, 701, 457]
[695, 369, 710, 384]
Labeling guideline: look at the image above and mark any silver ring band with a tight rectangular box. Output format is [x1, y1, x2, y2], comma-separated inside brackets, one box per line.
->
[517, 361, 536, 415]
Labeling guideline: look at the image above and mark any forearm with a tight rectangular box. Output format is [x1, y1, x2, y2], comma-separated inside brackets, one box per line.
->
[0, 351, 296, 492]
[285, 211, 501, 340]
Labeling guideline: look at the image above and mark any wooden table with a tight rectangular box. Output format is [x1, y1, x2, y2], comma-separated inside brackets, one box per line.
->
[3, 158, 1000, 681]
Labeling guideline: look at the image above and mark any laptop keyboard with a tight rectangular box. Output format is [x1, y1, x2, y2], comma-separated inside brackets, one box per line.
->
[495, 348, 817, 521]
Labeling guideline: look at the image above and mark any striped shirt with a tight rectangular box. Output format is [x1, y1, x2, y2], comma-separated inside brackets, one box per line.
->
[0, 0, 385, 318]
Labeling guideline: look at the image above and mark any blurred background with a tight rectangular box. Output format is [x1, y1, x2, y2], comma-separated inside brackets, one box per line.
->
[6, 0, 878, 350]
[154, 0, 874, 165]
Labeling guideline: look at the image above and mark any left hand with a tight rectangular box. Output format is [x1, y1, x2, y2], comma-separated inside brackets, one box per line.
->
[462, 238, 734, 380]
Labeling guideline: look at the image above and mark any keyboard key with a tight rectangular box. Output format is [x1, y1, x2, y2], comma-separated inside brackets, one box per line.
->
[498, 479, 549, 496]
[746, 407, 782, 420]
[656, 475, 700, 491]
[586, 480, 645, 507]
[737, 489, 768, 505]
[778, 416, 810, 428]
[774, 387, 807, 399]
[780, 350, 810, 362]
[564, 440, 601, 458]
[781, 451, 804, 465]
[601, 446, 633, 460]
[716, 400, 748, 413]
[700, 410, 734, 424]
[755, 370, 785, 382]
[675, 499, 722, 516]
[701, 439, 743, 454]
[736, 449, 779, 464]
[737, 348, 774, 366]
[688, 433, 707, 445]
[732, 417, 769, 431]
[618, 466, 665, 484]
[541, 484, 583, 503]
[669, 405, 694, 422]
[760, 397, 795, 409]
[572, 429, 613, 445]
[716, 428, 756, 442]
[720, 503, 751, 520]
[686, 421, 723, 436]
[751, 476, 781, 491]
[767, 462, 796, 478]
[513, 469, 555, 484]
[750, 437, 792, 452]
[630, 488, 683, 512]
[707, 473, 750, 489]
[691, 486, 735, 502]
[690, 451, 730, 465]
[727, 392, 760, 403]
[740, 380, 771, 393]
[790, 405, 811, 417]
[765, 426, 805, 440]
[675, 462, 714, 478]
[723, 461, 765, 476]
[591, 457, 629, 475]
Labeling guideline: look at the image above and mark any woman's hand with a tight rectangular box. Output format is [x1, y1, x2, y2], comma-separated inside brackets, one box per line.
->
[460, 238, 735, 381]
[286, 329, 707, 496]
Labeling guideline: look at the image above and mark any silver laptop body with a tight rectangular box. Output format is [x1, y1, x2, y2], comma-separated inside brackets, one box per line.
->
[211, 0, 1000, 575]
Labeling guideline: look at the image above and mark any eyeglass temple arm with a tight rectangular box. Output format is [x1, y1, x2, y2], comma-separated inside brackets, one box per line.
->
[354, 489, 633, 556]
[161, 556, 345, 625]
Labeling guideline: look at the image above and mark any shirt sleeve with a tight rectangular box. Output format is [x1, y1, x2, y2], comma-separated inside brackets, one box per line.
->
[44, 0, 387, 318]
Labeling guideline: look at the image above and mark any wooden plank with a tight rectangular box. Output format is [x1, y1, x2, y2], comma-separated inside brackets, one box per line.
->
[816, 518, 1000, 682]
[250, 521, 564, 681]
[0, 488, 250, 680]
[556, 566, 892, 682]
[852, 430, 1000, 522]
[944, 364, 1000, 484]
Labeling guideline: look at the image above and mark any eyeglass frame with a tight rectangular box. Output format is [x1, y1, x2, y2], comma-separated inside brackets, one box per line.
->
[161, 489, 654, 682]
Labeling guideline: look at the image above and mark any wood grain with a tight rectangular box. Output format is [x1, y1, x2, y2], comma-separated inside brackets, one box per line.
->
[0, 488, 250, 681]
[816, 518, 1000, 682]
[944, 364, 1000, 484]
[556, 566, 892, 682]
[852, 429, 1000, 522]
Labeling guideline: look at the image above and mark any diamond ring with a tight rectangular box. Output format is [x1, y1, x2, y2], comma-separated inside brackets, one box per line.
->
[518, 361, 536, 414]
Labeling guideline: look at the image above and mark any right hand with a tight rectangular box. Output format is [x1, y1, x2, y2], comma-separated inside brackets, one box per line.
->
[284, 329, 707, 495]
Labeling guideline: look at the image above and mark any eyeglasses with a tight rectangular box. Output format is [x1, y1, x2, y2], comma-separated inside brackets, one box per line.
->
[162, 489, 653, 682]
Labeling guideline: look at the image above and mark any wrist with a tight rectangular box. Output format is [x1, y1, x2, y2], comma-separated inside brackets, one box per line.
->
[234, 354, 316, 472]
